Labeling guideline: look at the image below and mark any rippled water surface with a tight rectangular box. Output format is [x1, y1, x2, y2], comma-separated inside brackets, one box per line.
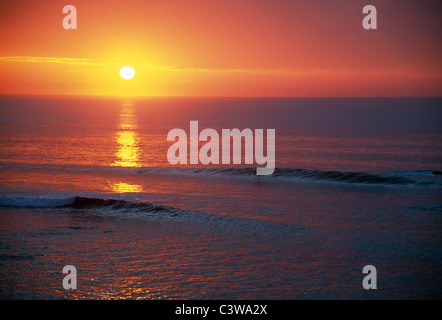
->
[0, 96, 441, 299]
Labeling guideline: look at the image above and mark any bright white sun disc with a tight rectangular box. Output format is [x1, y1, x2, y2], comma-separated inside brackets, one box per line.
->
[119, 66, 135, 80]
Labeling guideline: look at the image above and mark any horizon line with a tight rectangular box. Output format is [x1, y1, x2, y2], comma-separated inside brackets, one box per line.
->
[1, 93, 441, 99]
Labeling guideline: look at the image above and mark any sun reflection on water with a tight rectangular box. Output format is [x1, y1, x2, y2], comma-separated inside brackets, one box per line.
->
[109, 182, 143, 193]
[112, 101, 142, 168]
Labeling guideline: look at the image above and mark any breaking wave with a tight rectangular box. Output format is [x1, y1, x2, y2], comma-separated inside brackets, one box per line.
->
[0, 195, 179, 213]
[0, 194, 303, 235]
[136, 167, 442, 187]
[1, 161, 441, 187]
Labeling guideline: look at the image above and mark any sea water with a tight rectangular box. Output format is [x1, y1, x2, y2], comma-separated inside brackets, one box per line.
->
[0, 96, 441, 299]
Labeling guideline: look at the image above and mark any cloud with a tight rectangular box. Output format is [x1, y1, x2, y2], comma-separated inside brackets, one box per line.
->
[0, 56, 324, 75]
[0, 56, 114, 66]
[0, 56, 430, 79]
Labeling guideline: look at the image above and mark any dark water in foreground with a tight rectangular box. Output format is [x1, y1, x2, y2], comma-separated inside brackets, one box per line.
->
[0, 96, 441, 299]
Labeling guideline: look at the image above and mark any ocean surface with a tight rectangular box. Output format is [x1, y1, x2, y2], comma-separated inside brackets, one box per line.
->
[0, 95, 441, 299]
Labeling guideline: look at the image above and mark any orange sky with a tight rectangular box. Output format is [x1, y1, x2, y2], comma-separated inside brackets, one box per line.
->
[0, 0, 441, 96]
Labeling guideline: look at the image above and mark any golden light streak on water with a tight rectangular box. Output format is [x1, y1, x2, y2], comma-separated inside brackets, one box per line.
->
[109, 182, 143, 193]
[112, 101, 142, 167]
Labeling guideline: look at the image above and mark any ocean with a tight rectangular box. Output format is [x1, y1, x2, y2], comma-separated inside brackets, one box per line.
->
[0, 95, 441, 299]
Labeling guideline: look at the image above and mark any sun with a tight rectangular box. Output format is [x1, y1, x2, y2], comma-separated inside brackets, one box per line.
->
[119, 66, 135, 80]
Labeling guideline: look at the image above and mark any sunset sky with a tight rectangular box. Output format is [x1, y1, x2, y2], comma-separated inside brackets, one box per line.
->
[0, 0, 441, 97]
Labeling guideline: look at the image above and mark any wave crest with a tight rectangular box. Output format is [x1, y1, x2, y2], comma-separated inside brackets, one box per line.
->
[0, 195, 179, 214]
[136, 167, 441, 186]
